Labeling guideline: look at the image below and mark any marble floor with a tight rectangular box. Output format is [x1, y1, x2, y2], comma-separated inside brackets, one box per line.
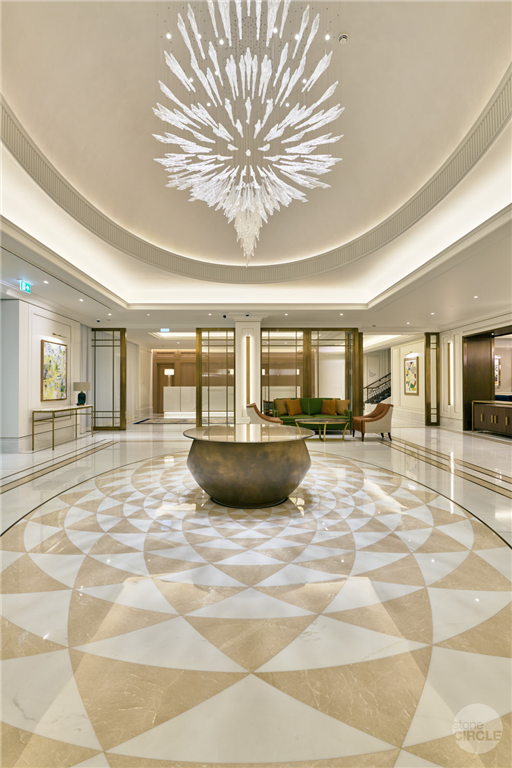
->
[1, 430, 511, 768]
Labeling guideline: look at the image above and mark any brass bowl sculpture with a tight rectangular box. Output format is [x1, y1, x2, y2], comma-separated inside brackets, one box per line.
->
[184, 424, 314, 508]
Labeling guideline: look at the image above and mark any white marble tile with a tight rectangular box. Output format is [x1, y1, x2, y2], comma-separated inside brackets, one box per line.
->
[257, 615, 426, 671]
[108, 675, 395, 762]
[413, 551, 469, 586]
[79, 580, 178, 614]
[28, 553, 86, 588]
[189, 588, 313, 619]
[2, 650, 102, 749]
[323, 577, 422, 612]
[428, 587, 511, 643]
[1, 590, 73, 645]
[403, 647, 512, 746]
[75, 616, 245, 671]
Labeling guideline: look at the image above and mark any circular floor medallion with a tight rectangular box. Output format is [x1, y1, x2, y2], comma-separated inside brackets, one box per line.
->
[1, 453, 511, 767]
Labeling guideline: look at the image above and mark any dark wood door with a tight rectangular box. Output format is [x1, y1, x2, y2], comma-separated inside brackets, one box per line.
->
[463, 336, 493, 430]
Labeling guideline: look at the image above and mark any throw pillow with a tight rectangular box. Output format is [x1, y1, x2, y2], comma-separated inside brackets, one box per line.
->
[336, 399, 350, 415]
[321, 399, 337, 415]
[285, 399, 303, 416]
[275, 399, 288, 416]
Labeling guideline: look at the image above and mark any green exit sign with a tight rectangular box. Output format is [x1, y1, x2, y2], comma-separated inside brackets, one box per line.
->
[20, 280, 31, 293]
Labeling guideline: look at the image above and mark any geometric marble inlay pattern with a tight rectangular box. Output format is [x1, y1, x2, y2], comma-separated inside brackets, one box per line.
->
[1, 452, 511, 768]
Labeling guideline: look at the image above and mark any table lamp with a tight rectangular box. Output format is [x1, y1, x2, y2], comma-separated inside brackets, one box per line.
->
[73, 382, 91, 406]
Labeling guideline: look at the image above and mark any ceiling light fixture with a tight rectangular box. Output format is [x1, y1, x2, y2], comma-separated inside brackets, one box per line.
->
[325, 34, 330, 40]
[43, 280, 49, 284]
[474, 295, 478, 299]
[166, 32, 172, 40]
[339, 313, 343, 316]
[431, 312, 435, 315]
[108, 313, 112, 316]
[79, 298, 84, 302]
[153, 0, 344, 265]
[406, 322, 410, 325]
[285, 313, 288, 316]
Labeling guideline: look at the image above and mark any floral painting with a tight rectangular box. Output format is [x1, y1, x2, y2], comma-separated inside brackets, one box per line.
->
[41, 340, 67, 400]
[404, 356, 419, 396]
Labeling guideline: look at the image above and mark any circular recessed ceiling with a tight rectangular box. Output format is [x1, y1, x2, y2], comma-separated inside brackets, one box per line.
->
[1, 1, 511, 274]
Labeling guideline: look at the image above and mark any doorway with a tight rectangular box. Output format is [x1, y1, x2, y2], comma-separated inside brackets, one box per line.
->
[153, 350, 196, 416]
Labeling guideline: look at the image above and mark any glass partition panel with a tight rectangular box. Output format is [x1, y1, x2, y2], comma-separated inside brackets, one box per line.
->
[311, 330, 347, 399]
[199, 330, 235, 426]
[261, 330, 304, 411]
[92, 329, 126, 429]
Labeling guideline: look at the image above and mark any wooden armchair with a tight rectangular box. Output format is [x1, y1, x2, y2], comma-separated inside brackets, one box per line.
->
[353, 403, 393, 441]
[247, 403, 283, 425]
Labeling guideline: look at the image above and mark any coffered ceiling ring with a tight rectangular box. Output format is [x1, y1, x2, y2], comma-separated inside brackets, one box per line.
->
[1, 65, 510, 285]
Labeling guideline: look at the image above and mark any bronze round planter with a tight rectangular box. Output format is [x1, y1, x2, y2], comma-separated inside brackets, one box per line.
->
[184, 425, 314, 508]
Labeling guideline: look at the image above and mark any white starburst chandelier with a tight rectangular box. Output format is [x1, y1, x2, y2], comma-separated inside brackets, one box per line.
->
[153, 0, 344, 264]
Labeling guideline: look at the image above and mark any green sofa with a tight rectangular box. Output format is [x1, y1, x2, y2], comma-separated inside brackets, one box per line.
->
[273, 398, 352, 432]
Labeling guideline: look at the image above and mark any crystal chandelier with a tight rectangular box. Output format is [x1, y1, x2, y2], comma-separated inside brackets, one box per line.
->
[153, 0, 344, 264]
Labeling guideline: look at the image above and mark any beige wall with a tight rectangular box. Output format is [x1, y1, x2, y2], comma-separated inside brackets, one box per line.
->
[390, 338, 425, 425]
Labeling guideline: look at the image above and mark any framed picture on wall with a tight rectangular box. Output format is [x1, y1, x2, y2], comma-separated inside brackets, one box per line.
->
[404, 355, 419, 396]
[41, 340, 67, 400]
[494, 356, 501, 388]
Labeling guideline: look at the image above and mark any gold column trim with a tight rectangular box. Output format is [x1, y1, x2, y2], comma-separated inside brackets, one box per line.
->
[246, 334, 251, 405]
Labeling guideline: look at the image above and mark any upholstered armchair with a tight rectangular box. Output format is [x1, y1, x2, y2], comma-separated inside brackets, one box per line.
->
[353, 404, 393, 441]
[247, 403, 283, 425]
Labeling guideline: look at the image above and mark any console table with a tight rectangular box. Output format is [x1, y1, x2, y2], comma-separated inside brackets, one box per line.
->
[472, 401, 512, 437]
[32, 404, 94, 450]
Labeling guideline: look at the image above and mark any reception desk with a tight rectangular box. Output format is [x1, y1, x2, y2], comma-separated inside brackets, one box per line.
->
[472, 401, 512, 437]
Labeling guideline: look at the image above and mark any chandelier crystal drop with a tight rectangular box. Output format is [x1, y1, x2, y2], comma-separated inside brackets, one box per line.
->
[153, 0, 344, 265]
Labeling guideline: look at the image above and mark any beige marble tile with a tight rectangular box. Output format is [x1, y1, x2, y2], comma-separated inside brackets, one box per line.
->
[68, 592, 173, 646]
[436, 603, 512, 657]
[469, 519, 509, 550]
[358, 554, 427, 586]
[415, 529, 468, 553]
[105, 751, 400, 767]
[73, 557, 136, 588]
[145, 553, 200, 576]
[406, 711, 511, 767]
[257, 647, 432, 747]
[0, 555, 68, 593]
[429, 551, 512, 590]
[89, 536, 142, 556]
[71, 650, 246, 750]
[0, 616, 66, 659]
[154, 581, 246, 614]
[256, 581, 345, 613]
[29, 531, 85, 556]
[186, 616, 316, 671]
[215, 564, 285, 586]
[0, 521, 28, 552]
[1, 723, 102, 768]
[327, 587, 433, 644]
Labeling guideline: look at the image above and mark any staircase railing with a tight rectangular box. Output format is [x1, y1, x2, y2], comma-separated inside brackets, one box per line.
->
[364, 372, 391, 404]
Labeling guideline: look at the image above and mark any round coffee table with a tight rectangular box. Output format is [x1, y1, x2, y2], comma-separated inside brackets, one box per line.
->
[184, 424, 315, 508]
[295, 419, 350, 441]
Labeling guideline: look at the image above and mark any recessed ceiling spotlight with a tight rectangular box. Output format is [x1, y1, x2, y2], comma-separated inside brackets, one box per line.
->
[325, 33, 331, 40]
[43, 280, 49, 284]
[294, 33, 299, 40]
[189, 77, 194, 82]
[197, 34, 202, 40]
[285, 313, 288, 316]
[79, 298, 84, 302]
[273, 27, 278, 33]
[338, 33, 349, 44]
[285, 102, 290, 107]
[219, 38, 225, 45]
[147, 313, 150, 316]
[208, 313, 212, 316]
[339, 313, 343, 316]
[431, 312, 435, 315]
[207, 102, 211, 107]
[302, 78, 307, 83]
[108, 313, 112, 316]
[406, 322, 410, 325]
[166, 32, 171, 40]
[473, 295, 478, 299]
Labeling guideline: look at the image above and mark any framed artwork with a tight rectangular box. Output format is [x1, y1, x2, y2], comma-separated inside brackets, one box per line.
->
[494, 356, 501, 388]
[404, 356, 419, 396]
[41, 340, 67, 400]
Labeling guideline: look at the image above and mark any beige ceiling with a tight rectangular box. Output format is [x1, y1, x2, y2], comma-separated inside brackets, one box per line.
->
[1, 1, 511, 267]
